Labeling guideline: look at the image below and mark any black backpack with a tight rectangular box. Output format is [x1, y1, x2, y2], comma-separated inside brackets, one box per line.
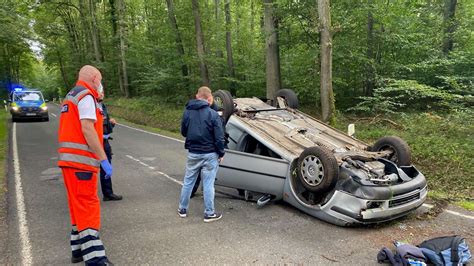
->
[418, 236, 472, 266]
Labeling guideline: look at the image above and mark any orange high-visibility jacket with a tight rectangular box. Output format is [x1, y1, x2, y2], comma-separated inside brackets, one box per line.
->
[58, 81, 104, 172]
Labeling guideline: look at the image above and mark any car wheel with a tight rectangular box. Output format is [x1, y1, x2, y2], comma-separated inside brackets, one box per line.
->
[297, 146, 338, 193]
[190, 172, 201, 198]
[213, 90, 234, 123]
[275, 89, 299, 109]
[371, 136, 411, 166]
[12, 117, 17, 123]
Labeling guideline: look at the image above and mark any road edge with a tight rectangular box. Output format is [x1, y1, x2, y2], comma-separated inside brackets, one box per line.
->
[0, 113, 10, 264]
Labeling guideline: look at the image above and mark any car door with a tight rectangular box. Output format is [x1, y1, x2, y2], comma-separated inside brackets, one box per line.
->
[215, 122, 289, 196]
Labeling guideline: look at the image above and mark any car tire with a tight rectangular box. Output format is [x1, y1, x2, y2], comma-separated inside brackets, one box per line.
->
[371, 136, 412, 166]
[275, 89, 299, 109]
[297, 146, 338, 193]
[12, 117, 17, 123]
[213, 90, 234, 123]
[44, 117, 49, 122]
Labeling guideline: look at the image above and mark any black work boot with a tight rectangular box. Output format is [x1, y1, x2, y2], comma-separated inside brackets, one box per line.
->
[71, 256, 83, 263]
[103, 194, 123, 201]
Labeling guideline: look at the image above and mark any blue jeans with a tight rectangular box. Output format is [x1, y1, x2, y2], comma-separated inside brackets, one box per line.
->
[179, 152, 219, 216]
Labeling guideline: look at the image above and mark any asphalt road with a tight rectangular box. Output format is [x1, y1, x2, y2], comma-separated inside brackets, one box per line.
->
[4, 103, 474, 265]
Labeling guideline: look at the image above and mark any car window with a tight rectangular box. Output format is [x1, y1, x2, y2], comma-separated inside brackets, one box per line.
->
[226, 123, 244, 150]
[14, 92, 43, 102]
[240, 134, 281, 159]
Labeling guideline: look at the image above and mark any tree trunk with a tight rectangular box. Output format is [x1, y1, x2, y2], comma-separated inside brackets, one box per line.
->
[117, 0, 129, 97]
[78, 0, 92, 61]
[109, 0, 118, 35]
[250, 0, 255, 33]
[57, 50, 69, 89]
[215, 0, 224, 60]
[225, 0, 236, 95]
[192, 0, 210, 86]
[165, 0, 189, 78]
[365, 0, 375, 96]
[442, 0, 457, 54]
[264, 0, 281, 101]
[317, 0, 335, 124]
[89, 0, 102, 63]
[108, 0, 121, 95]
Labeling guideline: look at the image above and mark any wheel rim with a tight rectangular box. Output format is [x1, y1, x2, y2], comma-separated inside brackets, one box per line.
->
[214, 96, 224, 110]
[300, 155, 324, 186]
[379, 145, 399, 164]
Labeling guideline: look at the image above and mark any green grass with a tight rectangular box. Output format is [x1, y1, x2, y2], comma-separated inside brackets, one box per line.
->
[107, 97, 474, 207]
[107, 97, 183, 134]
[0, 110, 8, 198]
[456, 201, 474, 211]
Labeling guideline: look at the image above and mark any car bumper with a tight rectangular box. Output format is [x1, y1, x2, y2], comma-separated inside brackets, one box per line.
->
[321, 185, 427, 224]
[11, 110, 49, 119]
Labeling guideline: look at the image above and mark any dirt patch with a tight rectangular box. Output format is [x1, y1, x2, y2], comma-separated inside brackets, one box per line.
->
[416, 199, 450, 220]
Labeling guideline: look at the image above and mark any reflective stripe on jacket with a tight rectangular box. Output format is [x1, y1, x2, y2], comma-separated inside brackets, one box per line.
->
[58, 81, 104, 172]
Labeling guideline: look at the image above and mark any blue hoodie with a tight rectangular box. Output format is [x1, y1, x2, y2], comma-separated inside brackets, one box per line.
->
[181, 99, 225, 157]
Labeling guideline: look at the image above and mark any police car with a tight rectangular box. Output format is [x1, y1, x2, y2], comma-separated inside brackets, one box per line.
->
[9, 89, 49, 122]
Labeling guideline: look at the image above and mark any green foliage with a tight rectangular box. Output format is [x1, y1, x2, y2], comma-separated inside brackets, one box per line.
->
[107, 97, 183, 133]
[349, 79, 470, 114]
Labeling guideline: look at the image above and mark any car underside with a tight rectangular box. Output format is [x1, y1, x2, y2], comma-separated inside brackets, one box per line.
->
[206, 90, 428, 226]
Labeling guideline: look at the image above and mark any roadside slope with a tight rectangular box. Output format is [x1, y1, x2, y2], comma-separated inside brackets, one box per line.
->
[0, 111, 9, 264]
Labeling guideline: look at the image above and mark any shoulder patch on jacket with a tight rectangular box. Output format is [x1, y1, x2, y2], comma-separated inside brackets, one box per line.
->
[61, 104, 69, 113]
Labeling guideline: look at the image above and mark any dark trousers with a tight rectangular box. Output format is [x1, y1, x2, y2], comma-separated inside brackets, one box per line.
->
[100, 139, 114, 197]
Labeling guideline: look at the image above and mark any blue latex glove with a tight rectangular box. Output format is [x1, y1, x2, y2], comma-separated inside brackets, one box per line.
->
[100, 160, 113, 179]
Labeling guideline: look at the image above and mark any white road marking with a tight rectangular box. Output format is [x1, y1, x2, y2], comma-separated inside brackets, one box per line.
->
[119, 120, 474, 220]
[51, 113, 57, 117]
[12, 123, 33, 265]
[139, 161, 150, 167]
[125, 155, 140, 162]
[116, 123, 184, 143]
[125, 154, 182, 185]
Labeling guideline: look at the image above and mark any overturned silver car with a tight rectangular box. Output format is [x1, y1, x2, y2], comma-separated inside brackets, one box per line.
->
[210, 89, 427, 226]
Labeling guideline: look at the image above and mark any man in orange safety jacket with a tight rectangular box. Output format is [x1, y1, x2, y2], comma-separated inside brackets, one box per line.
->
[58, 65, 113, 265]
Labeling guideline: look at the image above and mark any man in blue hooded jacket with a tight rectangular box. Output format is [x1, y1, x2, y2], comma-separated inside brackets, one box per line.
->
[178, 86, 225, 222]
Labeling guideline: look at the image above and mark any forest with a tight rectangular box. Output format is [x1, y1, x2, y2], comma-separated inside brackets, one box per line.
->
[0, 0, 473, 202]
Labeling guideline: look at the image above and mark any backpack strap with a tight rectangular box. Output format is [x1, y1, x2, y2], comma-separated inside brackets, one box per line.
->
[450, 236, 464, 263]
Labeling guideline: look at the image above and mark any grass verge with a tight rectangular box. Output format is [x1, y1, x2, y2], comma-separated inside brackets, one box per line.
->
[0, 110, 8, 199]
[0, 109, 9, 262]
[107, 97, 473, 208]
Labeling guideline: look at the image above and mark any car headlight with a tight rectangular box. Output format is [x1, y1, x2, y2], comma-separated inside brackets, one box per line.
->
[12, 106, 19, 111]
[41, 106, 48, 111]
